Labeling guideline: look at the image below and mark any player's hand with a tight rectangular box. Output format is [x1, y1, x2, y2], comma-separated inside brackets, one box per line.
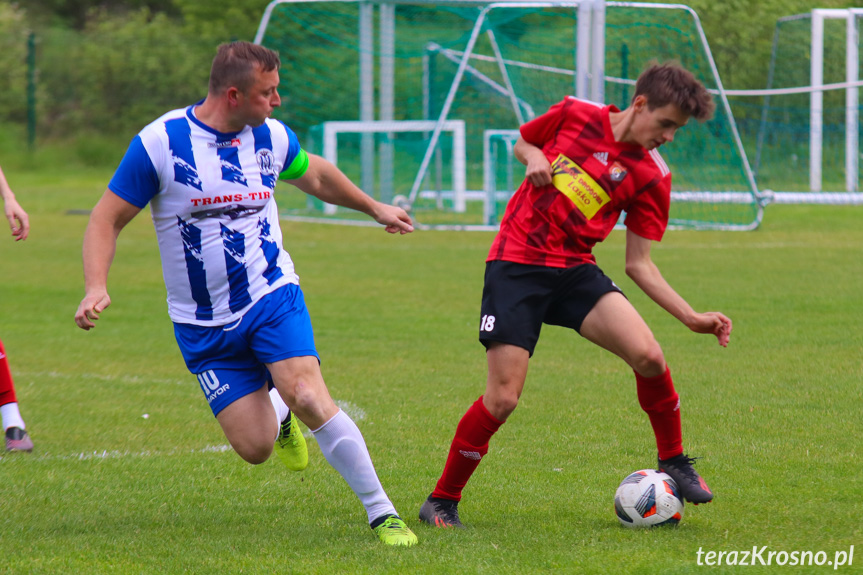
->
[373, 202, 414, 235]
[4, 197, 30, 241]
[525, 157, 553, 187]
[687, 312, 732, 347]
[515, 137, 552, 187]
[75, 290, 112, 330]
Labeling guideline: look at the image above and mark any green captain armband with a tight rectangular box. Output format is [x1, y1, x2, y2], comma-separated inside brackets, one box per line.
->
[279, 149, 310, 180]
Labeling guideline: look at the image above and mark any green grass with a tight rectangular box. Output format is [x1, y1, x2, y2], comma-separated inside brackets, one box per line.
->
[1, 165, 862, 574]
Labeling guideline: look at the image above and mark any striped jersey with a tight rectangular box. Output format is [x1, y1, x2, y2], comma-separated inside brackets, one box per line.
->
[489, 97, 672, 268]
[108, 104, 310, 326]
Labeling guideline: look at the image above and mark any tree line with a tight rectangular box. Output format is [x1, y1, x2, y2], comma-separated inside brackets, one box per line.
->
[0, 0, 857, 154]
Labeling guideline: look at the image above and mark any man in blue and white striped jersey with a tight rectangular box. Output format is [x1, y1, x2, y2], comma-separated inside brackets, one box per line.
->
[74, 41, 417, 547]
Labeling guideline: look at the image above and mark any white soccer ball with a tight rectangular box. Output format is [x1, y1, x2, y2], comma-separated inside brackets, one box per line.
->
[614, 469, 684, 528]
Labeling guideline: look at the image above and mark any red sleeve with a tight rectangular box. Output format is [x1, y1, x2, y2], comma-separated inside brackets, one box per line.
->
[519, 98, 569, 147]
[624, 173, 671, 241]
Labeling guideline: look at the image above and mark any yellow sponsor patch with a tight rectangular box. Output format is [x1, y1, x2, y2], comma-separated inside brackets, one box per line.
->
[551, 154, 611, 220]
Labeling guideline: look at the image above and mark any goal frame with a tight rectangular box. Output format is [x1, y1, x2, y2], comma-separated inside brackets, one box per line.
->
[317, 120, 467, 213]
[255, 0, 765, 230]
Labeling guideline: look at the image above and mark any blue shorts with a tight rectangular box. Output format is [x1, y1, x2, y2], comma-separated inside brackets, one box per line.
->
[173, 283, 319, 416]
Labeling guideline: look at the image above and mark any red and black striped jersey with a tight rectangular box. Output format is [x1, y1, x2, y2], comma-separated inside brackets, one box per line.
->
[488, 97, 671, 268]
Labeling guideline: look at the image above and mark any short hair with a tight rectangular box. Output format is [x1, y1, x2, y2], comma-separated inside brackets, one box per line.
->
[633, 62, 715, 121]
[208, 41, 281, 95]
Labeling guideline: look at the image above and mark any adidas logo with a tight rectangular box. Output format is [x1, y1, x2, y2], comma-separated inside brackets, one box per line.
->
[459, 450, 482, 461]
[593, 152, 609, 165]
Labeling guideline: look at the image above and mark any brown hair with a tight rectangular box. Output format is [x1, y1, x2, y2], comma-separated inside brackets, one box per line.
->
[208, 41, 281, 95]
[633, 62, 715, 121]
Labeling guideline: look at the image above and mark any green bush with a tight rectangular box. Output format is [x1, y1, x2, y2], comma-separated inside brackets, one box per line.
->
[0, 2, 31, 123]
[38, 8, 214, 140]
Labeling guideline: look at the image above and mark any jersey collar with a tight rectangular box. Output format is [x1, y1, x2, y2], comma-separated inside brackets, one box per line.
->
[186, 100, 248, 139]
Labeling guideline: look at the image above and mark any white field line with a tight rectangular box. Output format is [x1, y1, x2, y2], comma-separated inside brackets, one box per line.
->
[594, 240, 860, 251]
[0, 444, 235, 464]
[4, 370, 366, 463]
[15, 371, 369, 418]
[657, 241, 862, 250]
[17, 370, 188, 386]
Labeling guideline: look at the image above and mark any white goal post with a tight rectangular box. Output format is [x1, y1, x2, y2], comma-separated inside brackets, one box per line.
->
[483, 129, 521, 226]
[254, 0, 775, 229]
[319, 120, 467, 214]
[809, 8, 861, 193]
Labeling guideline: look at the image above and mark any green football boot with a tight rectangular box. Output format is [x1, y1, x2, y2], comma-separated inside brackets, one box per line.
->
[274, 411, 308, 471]
[372, 515, 418, 547]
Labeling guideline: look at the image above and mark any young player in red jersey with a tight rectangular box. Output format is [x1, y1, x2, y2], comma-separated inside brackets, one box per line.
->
[419, 63, 732, 528]
[1, 163, 34, 453]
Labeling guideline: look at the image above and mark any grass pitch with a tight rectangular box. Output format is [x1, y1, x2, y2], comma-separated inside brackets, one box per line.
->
[1, 167, 861, 574]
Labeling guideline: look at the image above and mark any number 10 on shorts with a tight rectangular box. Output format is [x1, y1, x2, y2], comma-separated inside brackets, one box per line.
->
[480, 315, 496, 332]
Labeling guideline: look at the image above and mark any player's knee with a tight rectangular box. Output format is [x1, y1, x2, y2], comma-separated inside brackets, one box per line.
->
[630, 342, 666, 376]
[278, 377, 333, 424]
[285, 378, 320, 410]
[235, 441, 273, 465]
[484, 389, 520, 421]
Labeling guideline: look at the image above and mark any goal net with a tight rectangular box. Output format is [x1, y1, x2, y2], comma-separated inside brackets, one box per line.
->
[746, 10, 862, 195]
[256, 0, 762, 230]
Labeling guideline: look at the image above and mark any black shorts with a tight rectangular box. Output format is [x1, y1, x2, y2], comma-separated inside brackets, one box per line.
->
[478, 260, 624, 356]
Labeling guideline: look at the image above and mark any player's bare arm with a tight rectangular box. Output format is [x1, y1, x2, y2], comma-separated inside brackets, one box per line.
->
[624, 229, 732, 347]
[2, 195, 29, 242]
[74, 190, 142, 330]
[0, 166, 30, 241]
[286, 154, 413, 234]
[513, 137, 552, 187]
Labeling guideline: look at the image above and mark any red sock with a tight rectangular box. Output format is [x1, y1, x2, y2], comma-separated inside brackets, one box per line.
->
[635, 366, 682, 461]
[0, 339, 17, 407]
[431, 396, 504, 501]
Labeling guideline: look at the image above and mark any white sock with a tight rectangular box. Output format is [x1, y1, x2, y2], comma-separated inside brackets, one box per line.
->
[268, 387, 290, 424]
[312, 409, 397, 524]
[268, 387, 291, 442]
[1, 402, 25, 431]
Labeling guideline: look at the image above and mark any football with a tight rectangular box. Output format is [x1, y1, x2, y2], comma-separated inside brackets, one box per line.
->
[614, 469, 684, 528]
